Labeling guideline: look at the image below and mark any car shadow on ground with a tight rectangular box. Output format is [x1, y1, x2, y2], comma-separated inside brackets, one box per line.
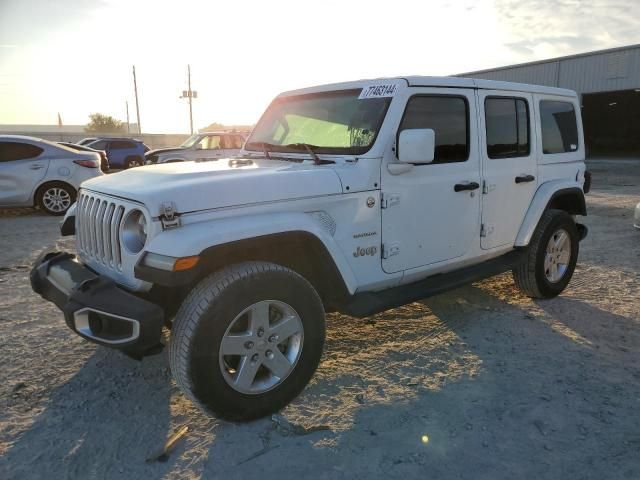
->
[2, 284, 639, 480]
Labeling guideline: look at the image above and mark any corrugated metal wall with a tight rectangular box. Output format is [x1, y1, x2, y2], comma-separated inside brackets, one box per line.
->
[462, 45, 640, 95]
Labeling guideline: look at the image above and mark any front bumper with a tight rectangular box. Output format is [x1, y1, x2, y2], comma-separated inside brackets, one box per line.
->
[30, 251, 164, 359]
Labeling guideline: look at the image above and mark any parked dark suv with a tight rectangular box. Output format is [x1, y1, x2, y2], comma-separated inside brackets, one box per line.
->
[85, 138, 149, 169]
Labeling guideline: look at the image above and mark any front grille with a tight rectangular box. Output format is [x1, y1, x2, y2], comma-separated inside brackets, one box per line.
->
[76, 191, 126, 271]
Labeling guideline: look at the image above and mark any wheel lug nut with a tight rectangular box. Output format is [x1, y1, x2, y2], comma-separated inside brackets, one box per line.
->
[257, 328, 265, 338]
[268, 334, 278, 343]
[251, 353, 259, 362]
[266, 350, 274, 359]
[244, 341, 254, 349]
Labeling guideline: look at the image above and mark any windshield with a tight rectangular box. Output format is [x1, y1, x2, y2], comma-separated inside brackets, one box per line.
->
[180, 133, 201, 148]
[246, 89, 391, 155]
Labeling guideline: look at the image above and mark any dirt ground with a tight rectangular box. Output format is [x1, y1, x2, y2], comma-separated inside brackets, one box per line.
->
[1, 159, 639, 480]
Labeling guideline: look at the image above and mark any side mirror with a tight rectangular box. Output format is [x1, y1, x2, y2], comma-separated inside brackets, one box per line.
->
[397, 129, 435, 164]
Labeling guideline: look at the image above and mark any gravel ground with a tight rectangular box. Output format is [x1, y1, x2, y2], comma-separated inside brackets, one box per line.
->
[1, 159, 639, 479]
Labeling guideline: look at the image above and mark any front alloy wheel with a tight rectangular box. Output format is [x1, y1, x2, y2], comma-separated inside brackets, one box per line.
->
[220, 300, 304, 394]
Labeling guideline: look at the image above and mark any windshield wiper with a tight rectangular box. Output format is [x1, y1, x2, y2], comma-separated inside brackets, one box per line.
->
[245, 141, 279, 160]
[283, 143, 334, 165]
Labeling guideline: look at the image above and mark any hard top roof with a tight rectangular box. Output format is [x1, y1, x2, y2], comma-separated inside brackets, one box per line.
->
[278, 76, 577, 98]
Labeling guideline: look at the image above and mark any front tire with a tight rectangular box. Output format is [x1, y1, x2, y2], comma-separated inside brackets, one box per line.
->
[169, 261, 326, 421]
[512, 209, 579, 298]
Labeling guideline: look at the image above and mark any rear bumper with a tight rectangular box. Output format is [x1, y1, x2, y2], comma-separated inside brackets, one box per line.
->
[30, 251, 164, 359]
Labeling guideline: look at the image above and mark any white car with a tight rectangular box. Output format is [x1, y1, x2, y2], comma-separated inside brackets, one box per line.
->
[32, 76, 590, 420]
[0, 135, 104, 215]
[144, 132, 246, 164]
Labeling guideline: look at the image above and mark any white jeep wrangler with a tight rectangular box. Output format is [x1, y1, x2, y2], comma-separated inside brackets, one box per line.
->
[31, 76, 590, 420]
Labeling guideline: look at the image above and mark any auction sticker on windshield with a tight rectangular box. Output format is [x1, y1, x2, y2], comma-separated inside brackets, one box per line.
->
[358, 84, 397, 99]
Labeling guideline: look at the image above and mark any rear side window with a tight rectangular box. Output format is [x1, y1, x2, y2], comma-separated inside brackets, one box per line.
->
[0, 142, 44, 162]
[398, 95, 469, 163]
[540, 101, 579, 154]
[221, 135, 245, 149]
[485, 97, 530, 158]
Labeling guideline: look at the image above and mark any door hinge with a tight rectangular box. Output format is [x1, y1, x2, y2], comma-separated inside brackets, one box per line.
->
[382, 242, 400, 259]
[480, 223, 494, 238]
[482, 180, 496, 195]
[381, 193, 400, 209]
[160, 202, 181, 229]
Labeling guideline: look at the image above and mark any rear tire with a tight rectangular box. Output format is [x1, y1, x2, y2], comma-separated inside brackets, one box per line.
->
[36, 182, 76, 216]
[512, 209, 579, 298]
[125, 156, 143, 168]
[169, 261, 326, 421]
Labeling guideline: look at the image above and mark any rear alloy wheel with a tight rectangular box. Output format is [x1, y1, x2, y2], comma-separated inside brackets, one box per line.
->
[512, 209, 579, 298]
[125, 157, 142, 168]
[37, 183, 75, 215]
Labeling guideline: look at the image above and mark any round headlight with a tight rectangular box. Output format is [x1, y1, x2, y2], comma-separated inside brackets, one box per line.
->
[121, 209, 148, 254]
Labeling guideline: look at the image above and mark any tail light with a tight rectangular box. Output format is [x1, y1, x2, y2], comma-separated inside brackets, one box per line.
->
[74, 159, 99, 168]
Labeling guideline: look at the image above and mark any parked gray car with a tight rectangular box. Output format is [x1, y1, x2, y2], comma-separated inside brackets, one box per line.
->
[0, 135, 103, 215]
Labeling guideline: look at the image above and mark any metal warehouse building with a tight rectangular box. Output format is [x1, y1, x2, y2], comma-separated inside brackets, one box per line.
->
[460, 44, 640, 157]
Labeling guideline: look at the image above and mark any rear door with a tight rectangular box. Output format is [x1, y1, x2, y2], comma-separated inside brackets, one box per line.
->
[107, 140, 136, 167]
[0, 141, 48, 205]
[479, 91, 538, 249]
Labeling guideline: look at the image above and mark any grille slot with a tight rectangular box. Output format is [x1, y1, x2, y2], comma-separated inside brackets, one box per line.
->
[76, 192, 128, 271]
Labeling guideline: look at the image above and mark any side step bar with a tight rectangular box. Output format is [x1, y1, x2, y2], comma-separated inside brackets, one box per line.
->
[340, 249, 527, 318]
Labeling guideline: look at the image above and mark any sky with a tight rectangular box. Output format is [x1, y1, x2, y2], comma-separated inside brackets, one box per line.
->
[0, 0, 639, 133]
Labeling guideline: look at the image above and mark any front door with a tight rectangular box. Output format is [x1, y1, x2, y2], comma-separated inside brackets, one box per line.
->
[381, 88, 481, 274]
[479, 91, 538, 249]
[0, 141, 48, 206]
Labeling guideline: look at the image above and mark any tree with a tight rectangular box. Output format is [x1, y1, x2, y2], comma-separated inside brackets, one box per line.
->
[85, 113, 126, 134]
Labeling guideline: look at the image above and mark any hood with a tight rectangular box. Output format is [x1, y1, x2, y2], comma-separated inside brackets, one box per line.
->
[145, 147, 185, 158]
[80, 157, 343, 215]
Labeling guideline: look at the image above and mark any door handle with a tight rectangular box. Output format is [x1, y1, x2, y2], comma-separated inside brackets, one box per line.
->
[515, 174, 535, 184]
[29, 164, 44, 170]
[454, 181, 480, 192]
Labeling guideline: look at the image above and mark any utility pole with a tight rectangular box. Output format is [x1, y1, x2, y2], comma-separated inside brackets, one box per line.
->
[125, 100, 130, 135]
[188, 65, 194, 134]
[180, 65, 197, 134]
[132, 65, 142, 134]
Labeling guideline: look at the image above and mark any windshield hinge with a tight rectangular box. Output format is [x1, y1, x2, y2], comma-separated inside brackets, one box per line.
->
[160, 202, 181, 230]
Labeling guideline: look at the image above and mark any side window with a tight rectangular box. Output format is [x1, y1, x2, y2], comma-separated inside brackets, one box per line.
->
[222, 135, 244, 149]
[540, 101, 579, 154]
[398, 95, 469, 163]
[199, 135, 221, 149]
[233, 135, 245, 149]
[89, 140, 107, 150]
[485, 97, 530, 158]
[0, 141, 44, 162]
[110, 141, 135, 150]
